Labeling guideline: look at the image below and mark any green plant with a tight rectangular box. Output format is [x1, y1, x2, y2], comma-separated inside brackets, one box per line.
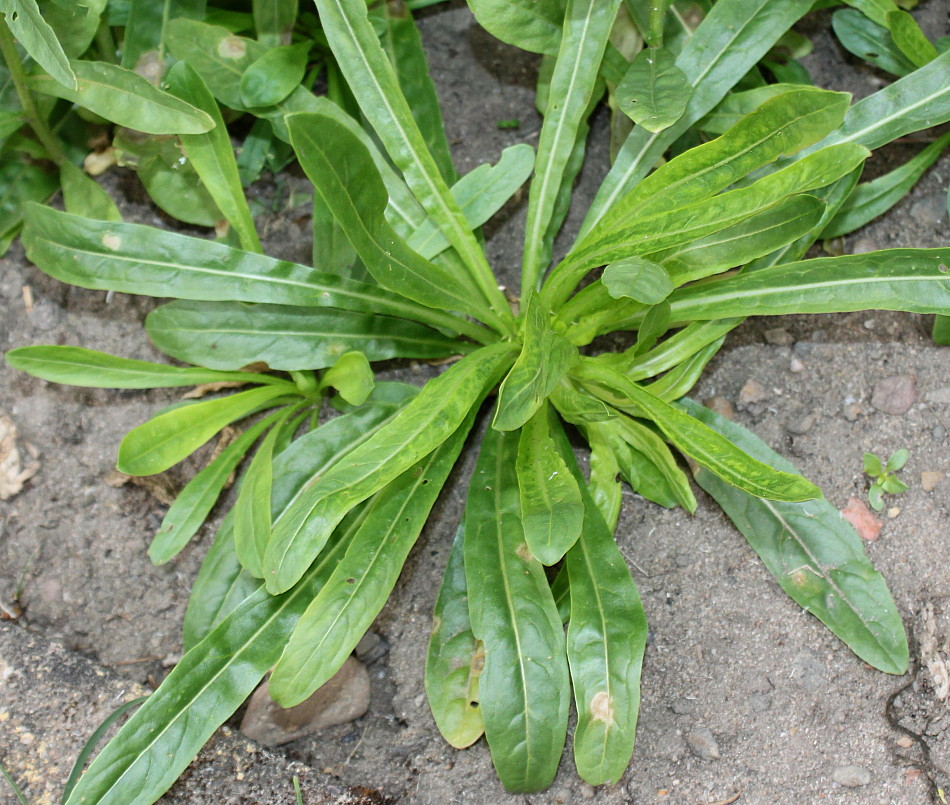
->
[5, 0, 950, 801]
[863, 448, 910, 511]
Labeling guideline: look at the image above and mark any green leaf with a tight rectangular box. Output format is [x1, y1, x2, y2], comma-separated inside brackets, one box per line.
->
[40, 0, 106, 60]
[868, 483, 884, 511]
[822, 131, 950, 239]
[886, 9, 938, 68]
[643, 336, 724, 402]
[516, 405, 584, 565]
[697, 83, 805, 135]
[549, 383, 616, 424]
[149, 409, 288, 566]
[425, 524, 485, 749]
[885, 448, 908, 472]
[145, 300, 467, 371]
[117, 384, 292, 476]
[253, 0, 296, 47]
[493, 299, 578, 431]
[3, 345, 285, 389]
[59, 162, 121, 222]
[935, 315, 950, 345]
[466, 0, 565, 55]
[602, 258, 672, 303]
[239, 41, 310, 107]
[463, 426, 569, 793]
[286, 112, 503, 330]
[165, 61, 262, 253]
[27, 60, 213, 134]
[633, 301, 670, 357]
[832, 9, 915, 76]
[318, 351, 374, 406]
[681, 398, 909, 675]
[1, 0, 77, 88]
[863, 452, 883, 475]
[881, 476, 908, 494]
[585, 421, 622, 530]
[616, 47, 691, 133]
[549, 418, 647, 786]
[122, 0, 205, 70]
[575, 361, 821, 502]
[264, 343, 515, 593]
[270, 409, 475, 706]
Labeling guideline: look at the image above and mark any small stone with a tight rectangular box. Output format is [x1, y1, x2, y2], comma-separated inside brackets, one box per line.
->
[789, 357, 805, 373]
[240, 656, 370, 746]
[925, 387, 950, 404]
[896, 735, 915, 748]
[577, 783, 596, 800]
[738, 379, 769, 405]
[786, 414, 816, 435]
[670, 697, 696, 714]
[851, 237, 877, 255]
[863, 318, 877, 330]
[871, 374, 917, 416]
[703, 396, 734, 420]
[790, 650, 826, 692]
[887, 506, 901, 519]
[764, 327, 794, 345]
[842, 402, 863, 422]
[921, 471, 944, 492]
[685, 727, 720, 760]
[841, 497, 883, 541]
[934, 425, 948, 443]
[354, 631, 389, 665]
[833, 765, 872, 788]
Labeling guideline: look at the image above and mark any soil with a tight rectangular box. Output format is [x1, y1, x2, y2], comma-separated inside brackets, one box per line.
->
[1, 2, 949, 804]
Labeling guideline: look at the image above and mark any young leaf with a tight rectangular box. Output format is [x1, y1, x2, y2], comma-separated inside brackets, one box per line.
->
[59, 162, 121, 222]
[863, 452, 883, 476]
[0, 0, 77, 89]
[117, 384, 292, 476]
[463, 426, 569, 793]
[425, 525, 485, 749]
[868, 484, 884, 511]
[602, 258, 672, 304]
[633, 301, 670, 357]
[145, 300, 468, 371]
[681, 398, 908, 675]
[516, 405, 584, 565]
[885, 448, 909, 472]
[886, 9, 938, 68]
[264, 343, 515, 594]
[239, 41, 311, 108]
[318, 351, 374, 406]
[27, 60, 214, 134]
[616, 46, 691, 133]
[832, 9, 915, 76]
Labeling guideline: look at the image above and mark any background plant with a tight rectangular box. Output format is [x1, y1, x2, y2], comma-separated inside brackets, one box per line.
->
[864, 448, 910, 511]
[3, 0, 950, 802]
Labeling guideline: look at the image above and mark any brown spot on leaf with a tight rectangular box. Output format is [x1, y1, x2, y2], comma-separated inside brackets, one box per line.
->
[590, 691, 614, 725]
[217, 36, 247, 59]
[515, 543, 534, 562]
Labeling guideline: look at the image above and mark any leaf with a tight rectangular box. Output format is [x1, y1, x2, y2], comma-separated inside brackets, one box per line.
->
[253, 0, 296, 47]
[575, 361, 821, 502]
[463, 426, 569, 793]
[516, 405, 584, 565]
[318, 351, 374, 406]
[666, 248, 950, 320]
[145, 300, 467, 371]
[149, 409, 288, 566]
[586, 422, 622, 530]
[633, 301, 669, 357]
[117, 384, 292, 476]
[493, 299, 578, 431]
[934, 315, 950, 345]
[868, 484, 884, 511]
[264, 343, 515, 594]
[886, 9, 938, 68]
[270, 409, 475, 706]
[59, 162, 122, 222]
[697, 83, 805, 135]
[286, 112, 502, 330]
[164, 61, 262, 253]
[863, 452, 883, 475]
[239, 41, 310, 107]
[122, 0, 205, 70]
[4, 345, 285, 388]
[643, 337, 724, 402]
[549, 417, 647, 786]
[425, 525, 485, 749]
[617, 47, 691, 133]
[467, 0, 564, 55]
[27, 60, 213, 134]
[521, 0, 620, 291]
[1, 0, 77, 88]
[61, 525, 353, 805]
[39, 0, 106, 60]
[602, 258, 672, 303]
[822, 131, 950, 239]
[885, 448, 909, 472]
[832, 9, 915, 76]
[549, 383, 616, 424]
[681, 398, 908, 674]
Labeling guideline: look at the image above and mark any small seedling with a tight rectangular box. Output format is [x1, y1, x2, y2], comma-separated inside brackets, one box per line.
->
[863, 449, 909, 511]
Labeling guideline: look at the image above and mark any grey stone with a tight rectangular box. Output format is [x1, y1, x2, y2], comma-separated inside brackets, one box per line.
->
[764, 327, 794, 345]
[738, 379, 769, 405]
[670, 696, 696, 714]
[686, 727, 720, 760]
[871, 374, 917, 415]
[786, 414, 816, 435]
[790, 650, 826, 693]
[354, 631, 389, 665]
[832, 765, 872, 787]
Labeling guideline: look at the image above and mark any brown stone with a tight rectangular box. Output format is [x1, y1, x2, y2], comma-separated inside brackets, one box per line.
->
[240, 656, 370, 746]
[921, 471, 944, 493]
[738, 379, 769, 405]
[871, 374, 916, 416]
[841, 497, 882, 542]
[703, 396, 735, 420]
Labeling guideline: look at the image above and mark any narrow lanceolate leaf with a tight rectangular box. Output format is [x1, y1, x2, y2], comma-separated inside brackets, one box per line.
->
[270, 411, 475, 706]
[516, 406, 584, 565]
[265, 344, 515, 594]
[117, 384, 292, 476]
[681, 399, 908, 674]
[886, 10, 938, 68]
[521, 0, 620, 291]
[0, 0, 77, 88]
[20, 205, 488, 342]
[585, 421, 623, 531]
[145, 300, 466, 371]
[3, 345, 286, 388]
[313, 0, 508, 324]
[643, 337, 724, 402]
[426, 525, 485, 749]
[574, 361, 821, 502]
[832, 9, 915, 76]
[253, 0, 296, 46]
[466, 0, 564, 55]
[287, 112, 501, 330]
[665, 248, 950, 321]
[464, 427, 570, 793]
[59, 162, 122, 222]
[165, 61, 262, 253]
[149, 409, 289, 565]
[549, 419, 647, 786]
[61, 526, 352, 805]
[616, 47, 691, 133]
[822, 131, 950, 239]
[493, 300, 578, 432]
[27, 61, 213, 134]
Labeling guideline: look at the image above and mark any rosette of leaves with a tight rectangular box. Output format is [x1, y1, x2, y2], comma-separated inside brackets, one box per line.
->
[7, 0, 950, 801]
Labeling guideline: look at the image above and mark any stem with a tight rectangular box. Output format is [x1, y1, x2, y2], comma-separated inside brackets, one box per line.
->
[0, 17, 68, 165]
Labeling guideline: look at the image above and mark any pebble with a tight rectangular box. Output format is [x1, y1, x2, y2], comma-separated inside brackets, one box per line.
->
[790, 650, 826, 693]
[764, 327, 794, 345]
[841, 497, 883, 541]
[577, 783, 596, 800]
[685, 727, 720, 760]
[789, 357, 805, 373]
[925, 387, 950, 405]
[896, 735, 915, 749]
[921, 472, 944, 492]
[703, 396, 735, 420]
[871, 374, 917, 415]
[887, 507, 900, 519]
[832, 765, 872, 788]
[842, 402, 863, 422]
[354, 631, 389, 665]
[786, 414, 816, 435]
[738, 379, 769, 405]
[670, 697, 696, 715]
[850, 237, 877, 255]
[934, 425, 948, 443]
